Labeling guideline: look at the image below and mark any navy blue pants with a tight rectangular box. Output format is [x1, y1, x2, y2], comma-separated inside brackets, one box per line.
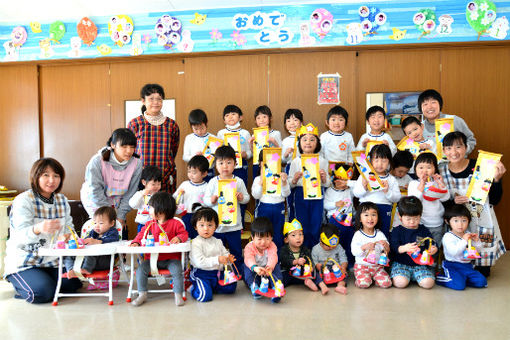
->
[233, 159, 248, 229]
[181, 213, 197, 239]
[329, 216, 355, 269]
[293, 187, 324, 249]
[437, 260, 487, 290]
[7, 267, 82, 304]
[376, 203, 393, 241]
[214, 230, 243, 271]
[243, 263, 283, 288]
[190, 268, 237, 302]
[255, 201, 285, 249]
[285, 163, 296, 221]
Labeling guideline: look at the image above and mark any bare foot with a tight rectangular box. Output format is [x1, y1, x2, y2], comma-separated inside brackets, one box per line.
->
[319, 282, 329, 295]
[81, 269, 91, 276]
[304, 278, 318, 291]
[335, 283, 347, 295]
[67, 270, 77, 278]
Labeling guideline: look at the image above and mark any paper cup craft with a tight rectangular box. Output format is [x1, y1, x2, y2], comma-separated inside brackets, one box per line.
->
[253, 273, 286, 298]
[408, 237, 435, 266]
[352, 151, 384, 192]
[290, 256, 315, 280]
[203, 136, 224, 168]
[139, 221, 170, 247]
[466, 150, 502, 205]
[320, 258, 346, 284]
[224, 132, 243, 169]
[155, 14, 182, 49]
[108, 15, 134, 47]
[331, 199, 353, 227]
[262, 148, 282, 196]
[218, 262, 242, 286]
[463, 238, 481, 259]
[253, 127, 269, 164]
[423, 179, 448, 201]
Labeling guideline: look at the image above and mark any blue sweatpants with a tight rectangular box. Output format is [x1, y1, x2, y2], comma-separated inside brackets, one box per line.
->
[436, 260, 487, 290]
[7, 267, 82, 304]
[181, 213, 197, 239]
[243, 263, 283, 288]
[190, 268, 237, 302]
[329, 216, 355, 269]
[293, 187, 324, 249]
[233, 159, 248, 229]
[376, 203, 393, 241]
[255, 201, 285, 249]
[214, 230, 243, 271]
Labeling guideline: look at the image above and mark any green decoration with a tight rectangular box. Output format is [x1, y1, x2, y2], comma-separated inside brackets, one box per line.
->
[49, 20, 66, 43]
[413, 9, 437, 39]
[466, 0, 497, 39]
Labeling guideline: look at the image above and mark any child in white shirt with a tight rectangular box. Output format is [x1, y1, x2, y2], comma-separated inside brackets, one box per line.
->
[320, 105, 355, 164]
[128, 165, 162, 232]
[356, 105, 397, 155]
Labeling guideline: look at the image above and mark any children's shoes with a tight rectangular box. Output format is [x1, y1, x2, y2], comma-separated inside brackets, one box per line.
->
[132, 292, 147, 307]
[175, 294, 185, 306]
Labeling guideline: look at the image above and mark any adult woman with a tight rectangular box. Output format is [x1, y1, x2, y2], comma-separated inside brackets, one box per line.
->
[128, 84, 180, 192]
[4, 158, 81, 303]
[439, 131, 506, 277]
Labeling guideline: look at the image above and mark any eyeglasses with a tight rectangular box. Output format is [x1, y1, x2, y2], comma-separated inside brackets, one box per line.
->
[146, 97, 163, 103]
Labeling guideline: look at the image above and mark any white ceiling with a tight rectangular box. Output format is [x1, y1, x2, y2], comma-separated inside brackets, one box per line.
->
[1, 0, 370, 24]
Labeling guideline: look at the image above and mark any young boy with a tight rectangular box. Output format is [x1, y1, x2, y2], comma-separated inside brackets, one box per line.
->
[182, 109, 215, 181]
[65, 206, 119, 278]
[401, 116, 436, 156]
[278, 219, 329, 294]
[311, 223, 348, 294]
[391, 150, 414, 192]
[320, 105, 355, 164]
[251, 150, 291, 248]
[129, 165, 162, 232]
[189, 207, 237, 302]
[436, 204, 487, 290]
[390, 196, 437, 289]
[203, 145, 250, 271]
[173, 155, 209, 239]
[356, 105, 397, 155]
[243, 217, 283, 303]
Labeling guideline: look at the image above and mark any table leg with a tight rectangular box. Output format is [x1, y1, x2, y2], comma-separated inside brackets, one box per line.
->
[108, 254, 114, 305]
[52, 256, 63, 306]
[126, 253, 134, 302]
[181, 251, 186, 301]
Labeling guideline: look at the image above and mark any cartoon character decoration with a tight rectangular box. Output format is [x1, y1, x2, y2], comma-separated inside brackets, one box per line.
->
[488, 16, 509, 40]
[466, 0, 497, 39]
[177, 30, 194, 52]
[130, 33, 144, 56]
[11, 26, 28, 47]
[463, 238, 482, 259]
[190, 13, 207, 25]
[436, 15, 454, 35]
[3, 41, 19, 61]
[39, 38, 54, 59]
[30, 22, 42, 33]
[389, 27, 407, 41]
[310, 8, 334, 40]
[97, 44, 112, 56]
[67, 37, 82, 58]
[413, 9, 437, 39]
[345, 22, 364, 45]
[77, 17, 98, 46]
[358, 6, 387, 36]
[299, 23, 316, 47]
[108, 15, 134, 47]
[155, 14, 182, 49]
[49, 21, 66, 43]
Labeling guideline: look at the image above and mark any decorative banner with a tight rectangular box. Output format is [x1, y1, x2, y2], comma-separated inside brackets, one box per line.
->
[466, 150, 502, 205]
[301, 153, 322, 199]
[435, 118, 454, 160]
[365, 140, 384, 156]
[317, 73, 341, 105]
[352, 151, 384, 191]
[224, 132, 243, 169]
[155, 14, 182, 49]
[328, 161, 353, 181]
[218, 179, 237, 226]
[203, 135, 224, 168]
[397, 136, 421, 158]
[108, 15, 134, 47]
[253, 127, 269, 164]
[262, 148, 282, 196]
[466, 0, 497, 39]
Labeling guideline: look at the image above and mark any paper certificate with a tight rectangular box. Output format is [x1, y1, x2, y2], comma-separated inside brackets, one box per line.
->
[253, 127, 269, 164]
[466, 150, 502, 205]
[218, 179, 237, 226]
[301, 154, 322, 199]
[352, 151, 384, 192]
[203, 136, 224, 168]
[224, 132, 243, 169]
[262, 148, 282, 196]
[435, 118, 454, 160]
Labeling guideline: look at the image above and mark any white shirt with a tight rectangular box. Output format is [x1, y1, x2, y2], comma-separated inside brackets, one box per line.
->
[251, 175, 291, 204]
[320, 130, 355, 163]
[353, 173, 401, 205]
[129, 190, 151, 224]
[351, 230, 388, 265]
[217, 127, 252, 159]
[173, 180, 208, 213]
[407, 180, 449, 228]
[442, 232, 482, 263]
[281, 133, 300, 165]
[182, 132, 215, 163]
[356, 132, 397, 155]
[190, 235, 229, 270]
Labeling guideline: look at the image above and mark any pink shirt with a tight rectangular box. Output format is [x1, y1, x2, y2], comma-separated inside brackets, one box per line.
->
[243, 241, 278, 270]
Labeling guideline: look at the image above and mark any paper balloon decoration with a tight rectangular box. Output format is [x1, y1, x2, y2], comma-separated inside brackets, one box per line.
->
[310, 8, 334, 40]
[11, 26, 27, 47]
[108, 15, 134, 46]
[413, 9, 437, 38]
[466, 0, 497, 39]
[49, 21, 66, 43]
[77, 17, 98, 46]
[359, 6, 387, 35]
[155, 14, 182, 49]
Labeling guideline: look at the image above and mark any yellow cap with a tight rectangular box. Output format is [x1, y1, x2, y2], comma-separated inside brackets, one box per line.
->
[283, 218, 303, 236]
[334, 165, 353, 180]
[320, 232, 339, 247]
[298, 123, 319, 137]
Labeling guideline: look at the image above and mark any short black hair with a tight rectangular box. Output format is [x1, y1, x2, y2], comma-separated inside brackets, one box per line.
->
[401, 116, 421, 132]
[397, 196, 423, 217]
[418, 89, 443, 113]
[442, 131, 467, 148]
[366, 105, 385, 121]
[369, 144, 392, 163]
[223, 104, 242, 117]
[94, 206, 117, 223]
[140, 83, 165, 114]
[148, 192, 176, 221]
[251, 217, 273, 237]
[444, 204, 472, 225]
[393, 150, 414, 169]
[141, 165, 162, 183]
[103, 128, 138, 161]
[255, 105, 272, 119]
[327, 105, 349, 125]
[284, 109, 303, 124]
[188, 109, 208, 126]
[188, 155, 209, 173]
[214, 145, 236, 162]
[320, 223, 339, 239]
[297, 134, 321, 154]
[414, 152, 439, 174]
[355, 202, 381, 231]
[191, 207, 218, 229]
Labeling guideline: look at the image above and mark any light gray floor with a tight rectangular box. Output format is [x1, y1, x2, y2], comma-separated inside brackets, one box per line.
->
[1, 254, 509, 340]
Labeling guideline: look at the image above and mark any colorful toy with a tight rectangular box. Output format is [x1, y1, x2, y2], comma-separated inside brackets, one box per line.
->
[463, 238, 482, 259]
[253, 273, 286, 298]
[320, 258, 346, 284]
[51, 225, 84, 249]
[290, 256, 315, 279]
[139, 220, 169, 248]
[408, 237, 435, 266]
[423, 177, 448, 201]
[218, 262, 242, 286]
[363, 242, 390, 266]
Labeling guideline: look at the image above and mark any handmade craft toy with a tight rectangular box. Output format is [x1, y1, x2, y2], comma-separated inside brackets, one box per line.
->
[218, 179, 237, 226]
[252, 272, 286, 298]
[218, 262, 242, 286]
[466, 150, 502, 205]
[408, 237, 435, 266]
[422, 177, 448, 201]
[352, 151, 384, 191]
[435, 118, 454, 160]
[290, 256, 315, 279]
[463, 238, 482, 259]
[363, 242, 389, 266]
[224, 132, 243, 169]
[320, 258, 345, 284]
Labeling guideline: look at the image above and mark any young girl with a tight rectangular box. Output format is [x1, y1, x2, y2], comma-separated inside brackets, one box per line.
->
[407, 153, 449, 246]
[353, 144, 401, 240]
[80, 128, 142, 239]
[439, 131, 506, 277]
[350, 202, 392, 289]
[249, 105, 282, 177]
[289, 123, 331, 249]
[128, 83, 180, 192]
[129, 192, 188, 307]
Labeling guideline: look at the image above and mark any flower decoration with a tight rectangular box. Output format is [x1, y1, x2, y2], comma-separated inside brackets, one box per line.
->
[210, 28, 223, 42]
[142, 34, 152, 45]
[231, 30, 247, 47]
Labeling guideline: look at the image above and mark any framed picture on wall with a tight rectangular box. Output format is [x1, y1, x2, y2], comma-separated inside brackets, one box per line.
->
[124, 99, 176, 126]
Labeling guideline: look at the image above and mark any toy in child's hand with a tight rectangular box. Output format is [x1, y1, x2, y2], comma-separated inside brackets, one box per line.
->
[253, 273, 286, 298]
[423, 177, 448, 201]
[218, 262, 242, 286]
[159, 232, 169, 246]
[141, 221, 169, 247]
[320, 258, 346, 284]
[53, 226, 84, 249]
[463, 238, 481, 259]
[407, 237, 435, 265]
[363, 242, 390, 266]
[290, 256, 315, 279]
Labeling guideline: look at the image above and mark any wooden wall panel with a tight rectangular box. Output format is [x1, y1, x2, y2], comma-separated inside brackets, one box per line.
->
[440, 46, 510, 245]
[0, 65, 40, 191]
[268, 51, 357, 140]
[40, 64, 111, 199]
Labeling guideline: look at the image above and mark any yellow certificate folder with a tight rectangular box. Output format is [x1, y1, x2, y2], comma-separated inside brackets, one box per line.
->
[301, 154, 322, 199]
[224, 132, 243, 169]
[262, 148, 282, 196]
[466, 150, 502, 205]
[352, 151, 384, 192]
[218, 179, 237, 226]
[253, 127, 269, 164]
[203, 136, 224, 168]
[435, 118, 454, 160]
